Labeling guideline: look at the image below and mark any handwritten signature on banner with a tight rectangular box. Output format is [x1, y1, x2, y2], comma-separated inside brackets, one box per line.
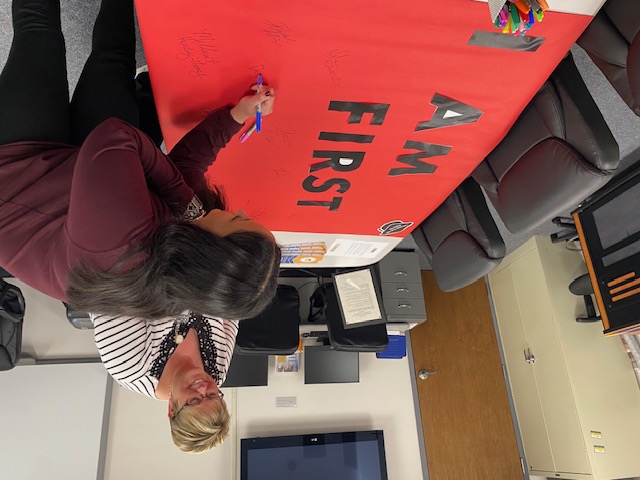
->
[176, 31, 220, 79]
[247, 64, 265, 75]
[273, 168, 291, 178]
[263, 123, 298, 148]
[261, 20, 296, 46]
[324, 49, 350, 87]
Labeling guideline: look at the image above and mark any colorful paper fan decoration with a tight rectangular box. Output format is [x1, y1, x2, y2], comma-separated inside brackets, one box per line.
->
[489, 0, 550, 35]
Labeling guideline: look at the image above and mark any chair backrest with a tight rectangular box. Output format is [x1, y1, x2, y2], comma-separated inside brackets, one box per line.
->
[473, 53, 620, 235]
[0, 280, 26, 371]
[412, 177, 505, 292]
[577, 0, 640, 116]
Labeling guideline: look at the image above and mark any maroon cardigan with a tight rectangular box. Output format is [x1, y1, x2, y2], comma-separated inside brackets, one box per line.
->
[0, 108, 242, 300]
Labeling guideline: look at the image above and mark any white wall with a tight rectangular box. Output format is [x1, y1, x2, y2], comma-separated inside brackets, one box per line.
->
[235, 353, 423, 480]
[0, 363, 109, 480]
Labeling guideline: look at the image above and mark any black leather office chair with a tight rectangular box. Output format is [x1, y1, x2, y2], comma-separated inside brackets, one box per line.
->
[472, 52, 620, 235]
[412, 177, 505, 292]
[568, 274, 601, 324]
[577, 0, 640, 116]
[235, 284, 301, 355]
[318, 284, 388, 353]
[64, 303, 94, 330]
[0, 279, 26, 371]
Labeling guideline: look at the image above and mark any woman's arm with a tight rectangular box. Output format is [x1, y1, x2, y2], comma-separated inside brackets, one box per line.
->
[66, 118, 194, 251]
[167, 108, 243, 194]
[168, 87, 275, 194]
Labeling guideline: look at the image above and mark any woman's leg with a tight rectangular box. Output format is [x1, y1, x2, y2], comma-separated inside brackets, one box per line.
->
[0, 0, 70, 145]
[69, 0, 138, 145]
[136, 71, 164, 148]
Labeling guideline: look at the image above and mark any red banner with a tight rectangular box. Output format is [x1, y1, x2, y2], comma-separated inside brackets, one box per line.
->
[136, 0, 592, 237]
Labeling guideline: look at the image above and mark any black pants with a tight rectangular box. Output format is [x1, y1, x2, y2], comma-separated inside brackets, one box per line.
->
[0, 0, 137, 146]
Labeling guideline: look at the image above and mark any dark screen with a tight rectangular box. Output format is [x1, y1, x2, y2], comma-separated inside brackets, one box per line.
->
[592, 182, 640, 250]
[304, 345, 359, 384]
[220, 353, 268, 388]
[246, 439, 383, 480]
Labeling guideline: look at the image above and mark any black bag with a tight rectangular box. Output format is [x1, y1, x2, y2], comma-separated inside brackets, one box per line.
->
[235, 284, 301, 355]
[0, 279, 26, 371]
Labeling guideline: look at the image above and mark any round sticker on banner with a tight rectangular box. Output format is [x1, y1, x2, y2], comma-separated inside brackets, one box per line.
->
[378, 220, 414, 235]
[294, 255, 322, 264]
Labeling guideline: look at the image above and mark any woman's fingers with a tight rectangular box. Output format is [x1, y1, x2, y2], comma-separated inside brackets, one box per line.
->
[255, 87, 275, 116]
[250, 84, 275, 96]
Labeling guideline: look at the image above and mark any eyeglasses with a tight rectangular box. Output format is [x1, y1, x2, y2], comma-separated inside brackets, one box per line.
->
[175, 391, 224, 417]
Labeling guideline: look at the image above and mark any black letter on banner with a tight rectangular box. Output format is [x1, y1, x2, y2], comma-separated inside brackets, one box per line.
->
[310, 151, 365, 173]
[319, 132, 375, 144]
[297, 198, 343, 211]
[388, 141, 451, 177]
[302, 175, 350, 194]
[328, 101, 390, 125]
[415, 93, 483, 131]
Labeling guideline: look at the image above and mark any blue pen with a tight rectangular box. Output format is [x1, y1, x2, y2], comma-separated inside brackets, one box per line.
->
[255, 74, 263, 133]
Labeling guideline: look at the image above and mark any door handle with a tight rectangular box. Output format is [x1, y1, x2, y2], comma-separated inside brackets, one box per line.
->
[524, 348, 536, 364]
[418, 369, 437, 380]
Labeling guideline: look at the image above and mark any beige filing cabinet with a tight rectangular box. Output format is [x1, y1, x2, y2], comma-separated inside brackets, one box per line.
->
[488, 237, 640, 480]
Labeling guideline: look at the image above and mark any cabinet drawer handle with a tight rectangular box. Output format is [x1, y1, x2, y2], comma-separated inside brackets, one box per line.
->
[398, 303, 412, 309]
[396, 287, 410, 293]
[394, 270, 408, 276]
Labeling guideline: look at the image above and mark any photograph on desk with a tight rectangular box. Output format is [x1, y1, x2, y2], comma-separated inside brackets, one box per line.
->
[275, 352, 300, 373]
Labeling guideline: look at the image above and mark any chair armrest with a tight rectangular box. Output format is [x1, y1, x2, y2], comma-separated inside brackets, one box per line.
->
[457, 178, 505, 260]
[432, 231, 502, 292]
[552, 53, 620, 172]
[629, 35, 640, 114]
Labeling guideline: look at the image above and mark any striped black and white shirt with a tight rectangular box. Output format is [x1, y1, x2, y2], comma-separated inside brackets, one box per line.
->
[92, 312, 238, 399]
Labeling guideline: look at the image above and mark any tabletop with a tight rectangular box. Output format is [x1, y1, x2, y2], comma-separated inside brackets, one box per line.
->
[135, 0, 600, 267]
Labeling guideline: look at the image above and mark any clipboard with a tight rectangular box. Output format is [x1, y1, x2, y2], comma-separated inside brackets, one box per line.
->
[331, 266, 386, 329]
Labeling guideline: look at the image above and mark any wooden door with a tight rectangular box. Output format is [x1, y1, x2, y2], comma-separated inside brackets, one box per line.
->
[411, 271, 523, 480]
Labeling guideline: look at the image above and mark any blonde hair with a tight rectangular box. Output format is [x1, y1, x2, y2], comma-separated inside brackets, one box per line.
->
[169, 399, 230, 453]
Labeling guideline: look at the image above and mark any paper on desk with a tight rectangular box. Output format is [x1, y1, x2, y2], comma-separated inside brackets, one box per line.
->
[325, 239, 387, 259]
[334, 269, 382, 325]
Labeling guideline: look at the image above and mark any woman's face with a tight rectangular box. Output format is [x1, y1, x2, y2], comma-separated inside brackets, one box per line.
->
[168, 367, 223, 418]
[194, 209, 275, 240]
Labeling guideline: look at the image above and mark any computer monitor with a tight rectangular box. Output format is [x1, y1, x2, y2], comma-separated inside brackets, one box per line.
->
[221, 353, 269, 388]
[241, 430, 388, 480]
[574, 161, 640, 334]
[304, 345, 359, 384]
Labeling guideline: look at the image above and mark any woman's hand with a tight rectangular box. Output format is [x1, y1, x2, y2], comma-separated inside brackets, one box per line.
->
[230, 84, 275, 125]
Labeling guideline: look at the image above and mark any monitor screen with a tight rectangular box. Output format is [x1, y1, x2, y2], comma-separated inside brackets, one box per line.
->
[241, 430, 388, 480]
[592, 181, 640, 250]
[304, 345, 359, 384]
[220, 353, 268, 388]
